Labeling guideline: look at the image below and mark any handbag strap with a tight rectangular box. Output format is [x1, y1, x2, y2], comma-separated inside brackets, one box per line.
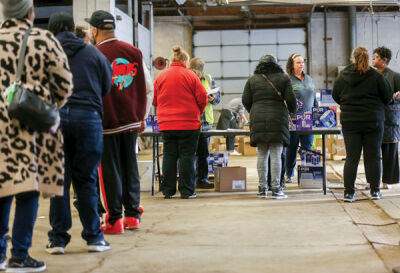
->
[261, 74, 290, 111]
[15, 28, 32, 84]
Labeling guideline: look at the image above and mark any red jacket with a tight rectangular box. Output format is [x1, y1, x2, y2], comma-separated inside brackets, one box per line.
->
[97, 38, 146, 135]
[153, 62, 208, 131]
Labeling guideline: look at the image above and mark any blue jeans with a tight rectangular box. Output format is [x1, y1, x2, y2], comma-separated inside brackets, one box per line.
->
[0, 191, 39, 259]
[161, 130, 200, 196]
[48, 107, 103, 246]
[285, 134, 314, 178]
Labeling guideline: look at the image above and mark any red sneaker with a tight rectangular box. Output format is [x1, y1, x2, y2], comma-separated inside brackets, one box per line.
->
[138, 206, 144, 217]
[123, 217, 140, 229]
[101, 218, 124, 234]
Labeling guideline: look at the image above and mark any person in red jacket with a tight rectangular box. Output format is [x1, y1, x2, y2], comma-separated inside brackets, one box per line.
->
[86, 10, 146, 233]
[153, 46, 208, 199]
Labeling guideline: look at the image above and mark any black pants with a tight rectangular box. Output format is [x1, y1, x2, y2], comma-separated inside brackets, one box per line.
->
[196, 135, 210, 183]
[100, 131, 141, 225]
[161, 130, 200, 197]
[382, 142, 400, 184]
[216, 109, 237, 151]
[342, 122, 383, 194]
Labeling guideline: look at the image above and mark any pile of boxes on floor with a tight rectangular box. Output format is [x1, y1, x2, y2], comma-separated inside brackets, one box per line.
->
[210, 135, 257, 156]
[208, 152, 247, 192]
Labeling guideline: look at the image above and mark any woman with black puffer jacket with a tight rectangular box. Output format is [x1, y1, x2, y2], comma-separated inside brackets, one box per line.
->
[242, 54, 296, 199]
[333, 46, 392, 203]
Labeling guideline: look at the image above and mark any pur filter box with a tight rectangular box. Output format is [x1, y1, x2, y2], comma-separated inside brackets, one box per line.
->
[312, 107, 337, 129]
[296, 112, 312, 131]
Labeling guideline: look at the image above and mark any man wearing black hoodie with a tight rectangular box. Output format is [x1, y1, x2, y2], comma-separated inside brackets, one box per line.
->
[333, 46, 392, 203]
[46, 12, 112, 254]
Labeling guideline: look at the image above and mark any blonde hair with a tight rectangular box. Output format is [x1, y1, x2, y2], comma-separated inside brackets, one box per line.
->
[352, 46, 370, 74]
[171, 45, 189, 64]
[189, 57, 204, 78]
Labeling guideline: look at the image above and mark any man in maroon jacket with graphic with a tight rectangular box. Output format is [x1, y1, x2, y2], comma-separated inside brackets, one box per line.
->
[86, 10, 146, 234]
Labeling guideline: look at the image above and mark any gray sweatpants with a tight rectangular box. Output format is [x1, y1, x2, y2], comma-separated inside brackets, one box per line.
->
[257, 143, 283, 191]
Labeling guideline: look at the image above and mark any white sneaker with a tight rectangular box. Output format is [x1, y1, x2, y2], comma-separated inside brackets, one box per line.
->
[45, 242, 65, 255]
[229, 150, 242, 156]
[0, 257, 5, 271]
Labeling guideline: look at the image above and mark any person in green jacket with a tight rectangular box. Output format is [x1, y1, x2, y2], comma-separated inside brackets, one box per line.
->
[190, 58, 221, 189]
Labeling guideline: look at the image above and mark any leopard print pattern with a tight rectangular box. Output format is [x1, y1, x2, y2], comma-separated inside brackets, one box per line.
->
[0, 18, 72, 197]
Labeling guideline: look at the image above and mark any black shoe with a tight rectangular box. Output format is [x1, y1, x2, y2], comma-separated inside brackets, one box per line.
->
[7, 256, 46, 272]
[257, 186, 267, 198]
[371, 191, 382, 200]
[73, 199, 79, 210]
[272, 189, 288, 199]
[196, 181, 214, 189]
[87, 240, 111, 252]
[164, 195, 176, 199]
[45, 241, 65, 255]
[181, 193, 197, 199]
[344, 192, 355, 202]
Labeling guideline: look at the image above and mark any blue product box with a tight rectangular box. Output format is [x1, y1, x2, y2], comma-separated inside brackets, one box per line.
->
[312, 107, 337, 129]
[296, 113, 312, 131]
[320, 89, 336, 105]
[152, 115, 159, 132]
[300, 150, 321, 166]
[145, 115, 153, 132]
[209, 152, 229, 174]
[298, 166, 323, 189]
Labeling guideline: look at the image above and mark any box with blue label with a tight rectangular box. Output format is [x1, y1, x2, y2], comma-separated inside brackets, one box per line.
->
[298, 166, 323, 189]
[208, 152, 229, 174]
[145, 115, 154, 132]
[312, 107, 337, 129]
[320, 89, 337, 106]
[152, 115, 159, 132]
[296, 112, 312, 131]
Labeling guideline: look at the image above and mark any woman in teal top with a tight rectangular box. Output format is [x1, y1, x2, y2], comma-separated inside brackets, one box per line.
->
[285, 53, 318, 184]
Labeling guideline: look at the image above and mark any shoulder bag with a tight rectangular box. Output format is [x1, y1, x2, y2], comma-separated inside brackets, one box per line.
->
[261, 74, 295, 130]
[6, 28, 58, 132]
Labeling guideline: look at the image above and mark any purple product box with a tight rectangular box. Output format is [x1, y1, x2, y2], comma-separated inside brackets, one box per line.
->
[296, 113, 312, 131]
[312, 107, 337, 129]
[152, 115, 159, 132]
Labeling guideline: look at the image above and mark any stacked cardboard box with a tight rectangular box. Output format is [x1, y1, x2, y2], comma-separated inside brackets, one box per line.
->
[237, 136, 257, 156]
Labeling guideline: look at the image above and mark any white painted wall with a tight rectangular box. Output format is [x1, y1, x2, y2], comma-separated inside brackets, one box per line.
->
[153, 16, 192, 79]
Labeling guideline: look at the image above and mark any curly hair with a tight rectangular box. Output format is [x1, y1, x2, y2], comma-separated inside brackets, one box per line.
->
[373, 46, 392, 64]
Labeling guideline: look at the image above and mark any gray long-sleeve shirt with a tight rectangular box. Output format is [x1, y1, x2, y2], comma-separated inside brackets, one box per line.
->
[289, 73, 318, 112]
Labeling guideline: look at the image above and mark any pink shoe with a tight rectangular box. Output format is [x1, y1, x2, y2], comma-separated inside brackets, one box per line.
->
[101, 218, 124, 234]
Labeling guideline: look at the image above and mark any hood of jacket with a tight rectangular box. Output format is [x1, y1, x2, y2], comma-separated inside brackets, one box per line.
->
[56, 31, 86, 58]
[340, 63, 376, 86]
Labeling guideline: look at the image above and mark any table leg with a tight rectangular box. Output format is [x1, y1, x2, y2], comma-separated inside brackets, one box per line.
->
[322, 134, 327, 195]
[156, 136, 161, 192]
[151, 136, 156, 196]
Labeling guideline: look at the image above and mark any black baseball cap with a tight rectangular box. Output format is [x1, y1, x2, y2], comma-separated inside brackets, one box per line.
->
[84, 10, 115, 30]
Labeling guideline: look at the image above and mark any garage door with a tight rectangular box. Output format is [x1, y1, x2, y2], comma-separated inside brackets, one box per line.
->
[193, 28, 307, 109]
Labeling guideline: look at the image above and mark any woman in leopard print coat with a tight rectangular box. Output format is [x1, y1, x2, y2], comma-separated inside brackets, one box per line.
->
[0, 18, 72, 197]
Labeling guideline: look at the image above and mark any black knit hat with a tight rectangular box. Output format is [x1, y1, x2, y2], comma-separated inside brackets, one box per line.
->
[48, 12, 74, 32]
[84, 10, 115, 30]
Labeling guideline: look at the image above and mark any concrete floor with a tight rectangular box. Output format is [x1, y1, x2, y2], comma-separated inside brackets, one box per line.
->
[5, 153, 400, 273]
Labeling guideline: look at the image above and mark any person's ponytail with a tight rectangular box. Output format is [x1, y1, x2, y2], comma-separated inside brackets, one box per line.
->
[352, 46, 370, 74]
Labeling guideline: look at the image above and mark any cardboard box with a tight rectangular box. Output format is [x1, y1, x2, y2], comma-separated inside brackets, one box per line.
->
[238, 136, 257, 155]
[319, 89, 337, 105]
[334, 138, 346, 156]
[296, 113, 312, 130]
[298, 166, 323, 189]
[208, 152, 229, 174]
[312, 106, 337, 129]
[214, 166, 246, 192]
[300, 149, 322, 166]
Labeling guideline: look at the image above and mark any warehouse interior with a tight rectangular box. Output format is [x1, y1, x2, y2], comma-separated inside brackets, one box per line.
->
[3, 0, 400, 272]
